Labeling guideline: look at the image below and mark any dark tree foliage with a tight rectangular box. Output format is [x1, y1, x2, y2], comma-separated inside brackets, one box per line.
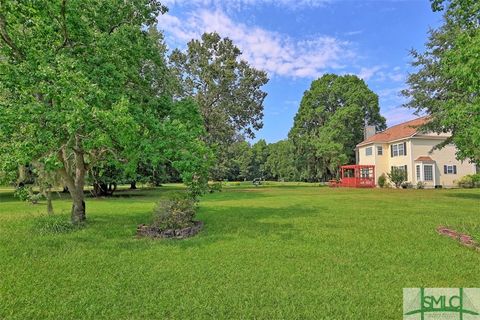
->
[403, 0, 480, 162]
[169, 32, 269, 179]
[289, 74, 386, 182]
[0, 1, 210, 223]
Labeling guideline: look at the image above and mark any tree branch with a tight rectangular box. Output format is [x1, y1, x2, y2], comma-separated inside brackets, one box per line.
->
[56, 0, 70, 52]
[73, 134, 86, 191]
[0, 13, 24, 61]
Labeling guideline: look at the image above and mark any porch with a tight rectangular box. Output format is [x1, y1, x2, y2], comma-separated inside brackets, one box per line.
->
[329, 165, 376, 188]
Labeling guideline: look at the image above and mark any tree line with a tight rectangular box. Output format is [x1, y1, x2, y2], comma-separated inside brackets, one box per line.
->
[0, 0, 276, 224]
[1, 0, 478, 224]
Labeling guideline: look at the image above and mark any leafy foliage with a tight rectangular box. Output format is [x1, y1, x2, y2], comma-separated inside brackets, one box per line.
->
[403, 0, 480, 163]
[377, 173, 387, 188]
[170, 32, 268, 178]
[387, 168, 407, 188]
[152, 193, 197, 230]
[13, 185, 32, 202]
[457, 174, 480, 188]
[264, 140, 298, 181]
[0, 1, 210, 222]
[289, 74, 386, 181]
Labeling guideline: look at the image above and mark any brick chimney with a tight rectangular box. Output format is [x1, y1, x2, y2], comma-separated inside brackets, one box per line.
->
[364, 125, 376, 140]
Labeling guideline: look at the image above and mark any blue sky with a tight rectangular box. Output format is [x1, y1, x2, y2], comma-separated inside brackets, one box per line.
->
[158, 0, 443, 143]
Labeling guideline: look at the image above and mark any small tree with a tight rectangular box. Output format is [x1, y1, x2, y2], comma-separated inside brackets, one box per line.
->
[387, 168, 407, 188]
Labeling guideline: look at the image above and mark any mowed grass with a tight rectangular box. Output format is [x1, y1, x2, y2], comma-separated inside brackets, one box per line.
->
[0, 184, 479, 319]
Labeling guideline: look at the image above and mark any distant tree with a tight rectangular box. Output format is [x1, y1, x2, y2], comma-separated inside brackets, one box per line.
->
[387, 168, 406, 188]
[289, 74, 386, 181]
[169, 32, 269, 178]
[0, 1, 210, 223]
[249, 140, 269, 180]
[402, 0, 480, 163]
[265, 140, 297, 181]
[211, 140, 251, 181]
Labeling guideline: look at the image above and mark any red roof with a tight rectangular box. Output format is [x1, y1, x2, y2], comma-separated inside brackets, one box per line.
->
[357, 116, 429, 147]
[415, 156, 434, 162]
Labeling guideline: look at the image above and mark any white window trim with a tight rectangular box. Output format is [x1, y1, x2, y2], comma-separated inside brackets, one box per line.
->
[391, 142, 406, 157]
[423, 164, 435, 184]
[365, 147, 372, 156]
[377, 146, 383, 156]
[445, 165, 456, 174]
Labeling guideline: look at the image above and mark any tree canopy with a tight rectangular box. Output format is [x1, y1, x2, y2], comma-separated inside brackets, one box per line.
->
[403, 0, 480, 163]
[289, 74, 386, 181]
[0, 0, 210, 223]
[169, 32, 269, 179]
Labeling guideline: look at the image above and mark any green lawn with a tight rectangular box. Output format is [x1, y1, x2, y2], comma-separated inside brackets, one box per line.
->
[0, 184, 479, 319]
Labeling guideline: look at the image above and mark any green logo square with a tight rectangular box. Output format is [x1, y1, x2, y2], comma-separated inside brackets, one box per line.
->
[404, 288, 480, 320]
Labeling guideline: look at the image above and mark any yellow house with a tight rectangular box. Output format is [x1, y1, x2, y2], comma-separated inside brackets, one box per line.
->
[355, 117, 477, 188]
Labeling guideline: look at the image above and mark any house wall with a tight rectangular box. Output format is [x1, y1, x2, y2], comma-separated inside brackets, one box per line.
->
[373, 143, 389, 182]
[358, 140, 411, 185]
[387, 139, 412, 181]
[410, 138, 476, 187]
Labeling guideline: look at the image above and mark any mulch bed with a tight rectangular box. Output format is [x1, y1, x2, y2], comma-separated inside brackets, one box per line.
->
[436, 226, 480, 251]
[137, 221, 204, 239]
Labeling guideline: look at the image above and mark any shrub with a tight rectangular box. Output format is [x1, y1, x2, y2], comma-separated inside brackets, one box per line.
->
[152, 194, 197, 230]
[457, 174, 480, 188]
[416, 181, 426, 189]
[378, 174, 387, 188]
[14, 186, 31, 201]
[14, 186, 44, 204]
[387, 168, 406, 188]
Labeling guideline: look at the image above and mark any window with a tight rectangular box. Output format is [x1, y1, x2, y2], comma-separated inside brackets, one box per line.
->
[377, 146, 383, 156]
[390, 142, 407, 157]
[360, 168, 372, 178]
[424, 165, 433, 181]
[416, 165, 421, 180]
[444, 165, 457, 174]
[365, 147, 372, 156]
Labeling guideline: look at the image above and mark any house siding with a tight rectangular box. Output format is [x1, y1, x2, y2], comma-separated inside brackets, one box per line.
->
[410, 138, 476, 187]
[357, 137, 476, 188]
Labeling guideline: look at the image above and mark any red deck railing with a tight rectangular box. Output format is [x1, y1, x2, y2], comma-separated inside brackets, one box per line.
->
[329, 165, 376, 188]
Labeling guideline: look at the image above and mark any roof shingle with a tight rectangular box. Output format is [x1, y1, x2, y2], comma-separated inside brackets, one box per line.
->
[357, 116, 429, 147]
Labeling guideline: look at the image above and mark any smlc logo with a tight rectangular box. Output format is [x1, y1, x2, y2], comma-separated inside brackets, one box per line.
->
[404, 288, 480, 320]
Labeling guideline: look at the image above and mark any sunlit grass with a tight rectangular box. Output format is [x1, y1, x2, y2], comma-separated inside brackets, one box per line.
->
[0, 184, 479, 319]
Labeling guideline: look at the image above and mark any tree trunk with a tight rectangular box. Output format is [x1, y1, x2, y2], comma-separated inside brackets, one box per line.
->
[92, 181, 108, 197]
[57, 137, 87, 224]
[130, 181, 137, 189]
[46, 189, 54, 215]
[71, 193, 85, 224]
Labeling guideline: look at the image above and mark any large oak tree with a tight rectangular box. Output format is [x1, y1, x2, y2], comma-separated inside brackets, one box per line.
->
[0, 1, 210, 223]
[403, 0, 480, 162]
[169, 32, 268, 179]
[289, 74, 386, 181]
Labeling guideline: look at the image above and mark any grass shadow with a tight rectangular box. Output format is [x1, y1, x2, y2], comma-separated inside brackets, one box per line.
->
[445, 192, 480, 200]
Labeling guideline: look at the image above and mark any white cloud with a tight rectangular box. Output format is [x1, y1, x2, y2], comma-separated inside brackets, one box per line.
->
[358, 65, 384, 81]
[357, 65, 406, 83]
[344, 30, 363, 36]
[382, 107, 416, 126]
[158, 9, 353, 78]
